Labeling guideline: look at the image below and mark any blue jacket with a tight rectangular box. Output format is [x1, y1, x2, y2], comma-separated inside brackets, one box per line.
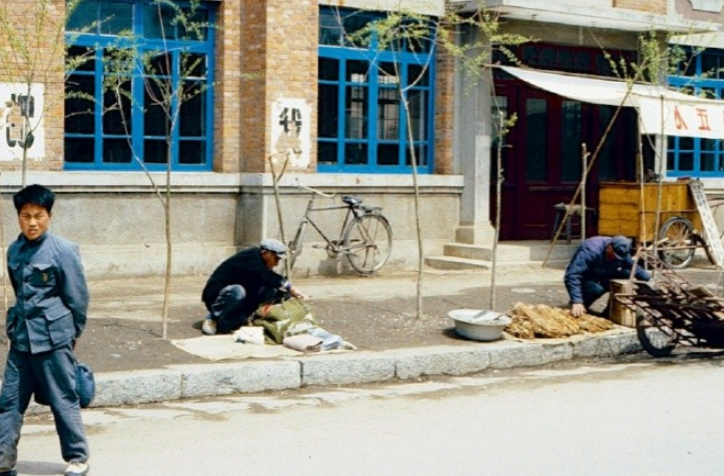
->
[6, 232, 89, 354]
[564, 236, 650, 304]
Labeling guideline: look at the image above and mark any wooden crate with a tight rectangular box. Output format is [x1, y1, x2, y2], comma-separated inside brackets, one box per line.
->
[609, 279, 635, 327]
[598, 182, 701, 242]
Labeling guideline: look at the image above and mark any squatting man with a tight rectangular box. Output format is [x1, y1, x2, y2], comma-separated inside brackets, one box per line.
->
[201, 239, 307, 335]
[564, 235, 651, 317]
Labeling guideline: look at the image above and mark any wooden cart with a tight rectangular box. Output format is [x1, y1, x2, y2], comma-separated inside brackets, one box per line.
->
[598, 181, 705, 269]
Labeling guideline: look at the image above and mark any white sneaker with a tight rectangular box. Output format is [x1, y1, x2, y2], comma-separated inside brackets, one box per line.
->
[201, 318, 217, 336]
[65, 461, 89, 476]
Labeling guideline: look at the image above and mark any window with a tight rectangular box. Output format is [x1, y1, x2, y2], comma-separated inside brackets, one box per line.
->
[64, 0, 215, 171]
[318, 7, 435, 173]
[667, 48, 724, 177]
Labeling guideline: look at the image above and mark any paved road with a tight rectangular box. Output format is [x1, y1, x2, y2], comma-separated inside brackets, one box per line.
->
[20, 355, 724, 476]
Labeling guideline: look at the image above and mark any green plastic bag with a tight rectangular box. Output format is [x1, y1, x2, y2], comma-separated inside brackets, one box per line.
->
[253, 297, 318, 344]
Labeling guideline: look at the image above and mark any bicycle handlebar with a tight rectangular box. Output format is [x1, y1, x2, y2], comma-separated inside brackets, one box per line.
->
[296, 180, 335, 198]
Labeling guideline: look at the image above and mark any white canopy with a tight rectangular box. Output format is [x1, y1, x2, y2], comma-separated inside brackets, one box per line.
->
[501, 66, 724, 140]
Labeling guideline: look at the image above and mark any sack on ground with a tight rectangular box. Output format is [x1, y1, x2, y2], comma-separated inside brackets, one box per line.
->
[34, 361, 95, 409]
[253, 297, 318, 344]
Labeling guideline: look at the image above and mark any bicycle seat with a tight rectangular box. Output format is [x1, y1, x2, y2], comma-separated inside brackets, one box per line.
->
[342, 195, 363, 207]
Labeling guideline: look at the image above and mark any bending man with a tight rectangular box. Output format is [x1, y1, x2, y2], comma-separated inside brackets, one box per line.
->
[564, 235, 650, 317]
[200, 239, 306, 335]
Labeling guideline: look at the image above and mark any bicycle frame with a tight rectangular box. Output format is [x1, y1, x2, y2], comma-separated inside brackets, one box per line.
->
[296, 192, 362, 254]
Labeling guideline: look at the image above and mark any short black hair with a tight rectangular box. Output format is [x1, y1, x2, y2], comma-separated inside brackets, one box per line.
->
[13, 184, 55, 214]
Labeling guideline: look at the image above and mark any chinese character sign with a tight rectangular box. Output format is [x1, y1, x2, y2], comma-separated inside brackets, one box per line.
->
[638, 94, 724, 140]
[271, 98, 311, 169]
[0, 83, 45, 161]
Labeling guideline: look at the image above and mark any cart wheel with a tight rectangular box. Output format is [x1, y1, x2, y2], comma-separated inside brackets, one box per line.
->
[693, 233, 716, 266]
[657, 217, 695, 269]
[636, 312, 676, 357]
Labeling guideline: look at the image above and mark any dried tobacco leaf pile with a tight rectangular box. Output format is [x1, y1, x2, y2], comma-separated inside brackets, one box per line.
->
[505, 302, 614, 339]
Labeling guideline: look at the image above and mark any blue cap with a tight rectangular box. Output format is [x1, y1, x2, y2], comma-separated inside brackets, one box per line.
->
[610, 235, 631, 260]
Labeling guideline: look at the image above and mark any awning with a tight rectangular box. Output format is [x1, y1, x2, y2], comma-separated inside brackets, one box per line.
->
[501, 66, 724, 140]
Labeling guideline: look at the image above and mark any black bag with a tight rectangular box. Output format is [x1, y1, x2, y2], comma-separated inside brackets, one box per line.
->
[34, 362, 96, 409]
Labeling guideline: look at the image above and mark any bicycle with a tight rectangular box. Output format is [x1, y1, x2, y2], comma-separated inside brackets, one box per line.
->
[287, 182, 393, 274]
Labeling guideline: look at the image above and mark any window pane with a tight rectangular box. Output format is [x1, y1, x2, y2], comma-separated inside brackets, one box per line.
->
[145, 80, 168, 136]
[345, 143, 368, 165]
[525, 98, 547, 181]
[406, 145, 427, 166]
[103, 80, 131, 134]
[345, 86, 367, 139]
[67, 46, 96, 73]
[346, 60, 368, 83]
[377, 87, 399, 140]
[67, 0, 99, 32]
[64, 138, 95, 163]
[145, 52, 172, 76]
[100, 1, 133, 35]
[319, 58, 339, 81]
[408, 64, 429, 86]
[561, 101, 582, 182]
[180, 81, 204, 136]
[377, 144, 399, 166]
[180, 140, 204, 164]
[378, 62, 399, 85]
[181, 53, 206, 79]
[318, 84, 339, 138]
[319, 9, 344, 46]
[180, 9, 209, 41]
[103, 138, 132, 163]
[318, 141, 338, 164]
[144, 2, 175, 39]
[679, 152, 694, 171]
[65, 75, 95, 134]
[144, 139, 167, 163]
[407, 89, 427, 141]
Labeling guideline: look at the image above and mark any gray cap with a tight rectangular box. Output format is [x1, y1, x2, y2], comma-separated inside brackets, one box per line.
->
[260, 238, 286, 256]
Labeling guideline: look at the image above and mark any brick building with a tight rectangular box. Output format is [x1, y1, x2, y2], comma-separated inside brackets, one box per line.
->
[0, 0, 721, 278]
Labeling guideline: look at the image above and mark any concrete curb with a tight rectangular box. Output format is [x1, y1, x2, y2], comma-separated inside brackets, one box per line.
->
[24, 329, 641, 414]
[76, 329, 640, 409]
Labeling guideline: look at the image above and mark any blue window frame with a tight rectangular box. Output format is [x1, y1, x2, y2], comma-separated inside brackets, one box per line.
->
[318, 7, 435, 174]
[668, 49, 724, 177]
[64, 0, 216, 171]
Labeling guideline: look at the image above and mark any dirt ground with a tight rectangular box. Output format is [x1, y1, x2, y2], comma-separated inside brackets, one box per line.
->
[1, 266, 722, 374]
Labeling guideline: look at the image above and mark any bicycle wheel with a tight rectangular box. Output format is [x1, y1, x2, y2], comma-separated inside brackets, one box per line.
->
[657, 216, 695, 269]
[636, 312, 677, 358]
[287, 223, 307, 271]
[342, 213, 392, 274]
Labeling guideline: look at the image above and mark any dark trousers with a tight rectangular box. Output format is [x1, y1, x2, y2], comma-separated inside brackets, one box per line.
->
[0, 344, 88, 470]
[209, 285, 284, 332]
[581, 279, 610, 308]
[209, 284, 248, 332]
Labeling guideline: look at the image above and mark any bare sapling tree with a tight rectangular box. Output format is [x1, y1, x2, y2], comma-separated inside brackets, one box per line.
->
[98, 0, 214, 338]
[339, 2, 527, 317]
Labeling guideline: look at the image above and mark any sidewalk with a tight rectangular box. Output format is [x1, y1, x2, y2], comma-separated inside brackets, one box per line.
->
[16, 260, 724, 409]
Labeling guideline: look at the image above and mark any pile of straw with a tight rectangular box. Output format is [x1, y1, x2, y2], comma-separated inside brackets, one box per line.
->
[505, 302, 614, 339]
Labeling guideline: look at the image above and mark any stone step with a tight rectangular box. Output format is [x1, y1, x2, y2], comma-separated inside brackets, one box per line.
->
[425, 255, 569, 271]
[443, 242, 578, 262]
